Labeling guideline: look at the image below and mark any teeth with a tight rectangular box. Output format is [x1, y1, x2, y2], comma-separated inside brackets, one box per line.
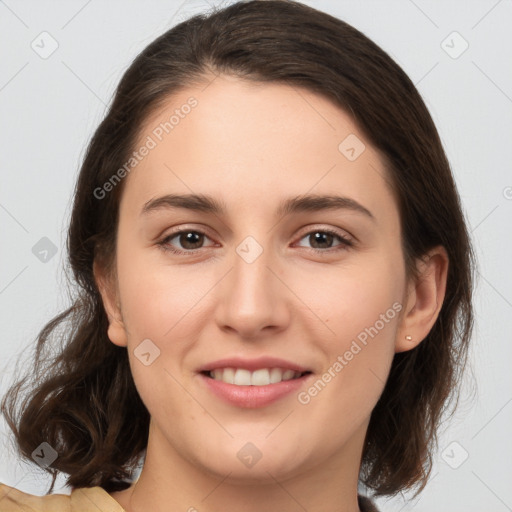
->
[251, 368, 270, 386]
[222, 368, 235, 384]
[282, 369, 296, 380]
[208, 367, 304, 386]
[269, 368, 283, 384]
[234, 369, 252, 385]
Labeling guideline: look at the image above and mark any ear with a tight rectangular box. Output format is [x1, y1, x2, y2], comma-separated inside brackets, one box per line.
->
[93, 260, 128, 348]
[395, 245, 449, 353]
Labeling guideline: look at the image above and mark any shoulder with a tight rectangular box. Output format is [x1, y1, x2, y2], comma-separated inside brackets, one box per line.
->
[0, 482, 70, 511]
[0, 482, 125, 512]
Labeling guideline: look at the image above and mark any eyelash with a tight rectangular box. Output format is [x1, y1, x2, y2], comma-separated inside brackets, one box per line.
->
[157, 227, 354, 256]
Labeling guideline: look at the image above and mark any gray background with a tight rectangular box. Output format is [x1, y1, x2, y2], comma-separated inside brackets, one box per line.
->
[1, 1, 511, 511]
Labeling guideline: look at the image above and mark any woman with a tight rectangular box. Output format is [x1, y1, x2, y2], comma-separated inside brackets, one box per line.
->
[0, 1, 474, 511]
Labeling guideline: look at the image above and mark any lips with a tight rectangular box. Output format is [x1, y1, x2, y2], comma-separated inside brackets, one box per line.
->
[197, 356, 311, 374]
[197, 356, 313, 408]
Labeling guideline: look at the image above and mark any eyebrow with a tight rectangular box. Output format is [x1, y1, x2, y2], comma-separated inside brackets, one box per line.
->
[141, 193, 375, 221]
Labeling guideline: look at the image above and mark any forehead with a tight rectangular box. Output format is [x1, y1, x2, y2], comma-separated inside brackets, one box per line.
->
[122, 75, 398, 226]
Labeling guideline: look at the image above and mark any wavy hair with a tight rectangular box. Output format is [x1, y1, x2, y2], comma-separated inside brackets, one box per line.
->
[1, 0, 475, 498]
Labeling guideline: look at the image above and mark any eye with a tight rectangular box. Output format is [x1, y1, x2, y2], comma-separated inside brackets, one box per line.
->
[158, 229, 215, 255]
[295, 228, 353, 253]
[157, 227, 354, 256]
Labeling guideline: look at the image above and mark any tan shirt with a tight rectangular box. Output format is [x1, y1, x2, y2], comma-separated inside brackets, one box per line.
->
[0, 482, 380, 511]
[0, 484, 124, 512]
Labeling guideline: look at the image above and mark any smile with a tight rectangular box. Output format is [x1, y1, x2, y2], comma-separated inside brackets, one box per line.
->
[199, 370, 313, 408]
[205, 367, 309, 386]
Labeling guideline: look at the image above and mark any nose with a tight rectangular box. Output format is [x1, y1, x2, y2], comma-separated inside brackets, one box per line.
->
[214, 241, 291, 339]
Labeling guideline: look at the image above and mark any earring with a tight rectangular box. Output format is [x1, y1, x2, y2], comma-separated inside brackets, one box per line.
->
[405, 335, 412, 341]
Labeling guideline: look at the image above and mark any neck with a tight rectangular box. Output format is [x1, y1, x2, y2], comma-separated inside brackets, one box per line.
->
[113, 419, 368, 512]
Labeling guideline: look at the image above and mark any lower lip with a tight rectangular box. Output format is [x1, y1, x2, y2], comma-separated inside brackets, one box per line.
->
[199, 373, 311, 408]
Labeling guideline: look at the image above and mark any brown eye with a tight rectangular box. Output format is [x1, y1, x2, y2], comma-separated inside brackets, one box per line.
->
[175, 231, 205, 250]
[296, 229, 353, 252]
[159, 230, 214, 254]
[308, 231, 335, 249]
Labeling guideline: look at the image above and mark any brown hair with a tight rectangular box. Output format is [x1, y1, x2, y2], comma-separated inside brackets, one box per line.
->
[1, 0, 475, 499]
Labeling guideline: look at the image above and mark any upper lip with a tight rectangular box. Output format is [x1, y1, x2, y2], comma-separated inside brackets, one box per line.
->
[198, 356, 311, 373]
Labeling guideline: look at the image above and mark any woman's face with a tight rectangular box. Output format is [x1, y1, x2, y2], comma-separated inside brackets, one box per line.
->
[100, 74, 415, 482]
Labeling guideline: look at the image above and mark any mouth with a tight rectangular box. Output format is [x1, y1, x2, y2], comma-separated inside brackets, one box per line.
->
[198, 358, 314, 408]
[197, 356, 314, 408]
[201, 367, 312, 386]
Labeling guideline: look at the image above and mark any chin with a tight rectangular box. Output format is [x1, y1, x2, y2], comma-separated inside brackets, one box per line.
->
[193, 440, 311, 484]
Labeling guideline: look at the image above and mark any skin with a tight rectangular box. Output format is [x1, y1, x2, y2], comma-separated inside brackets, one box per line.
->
[95, 74, 448, 512]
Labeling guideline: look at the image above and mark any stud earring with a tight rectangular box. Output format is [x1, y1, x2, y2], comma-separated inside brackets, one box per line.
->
[405, 335, 412, 341]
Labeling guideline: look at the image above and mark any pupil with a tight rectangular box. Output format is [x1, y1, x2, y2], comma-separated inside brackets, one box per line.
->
[181, 232, 203, 249]
[312, 232, 332, 249]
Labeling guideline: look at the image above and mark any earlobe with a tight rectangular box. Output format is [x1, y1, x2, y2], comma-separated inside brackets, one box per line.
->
[395, 245, 449, 353]
[93, 260, 128, 348]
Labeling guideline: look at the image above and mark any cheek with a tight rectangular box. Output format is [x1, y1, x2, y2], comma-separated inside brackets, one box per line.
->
[331, 278, 401, 343]
[116, 253, 204, 422]
[304, 255, 403, 345]
[115, 244, 207, 343]
[301, 257, 403, 401]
